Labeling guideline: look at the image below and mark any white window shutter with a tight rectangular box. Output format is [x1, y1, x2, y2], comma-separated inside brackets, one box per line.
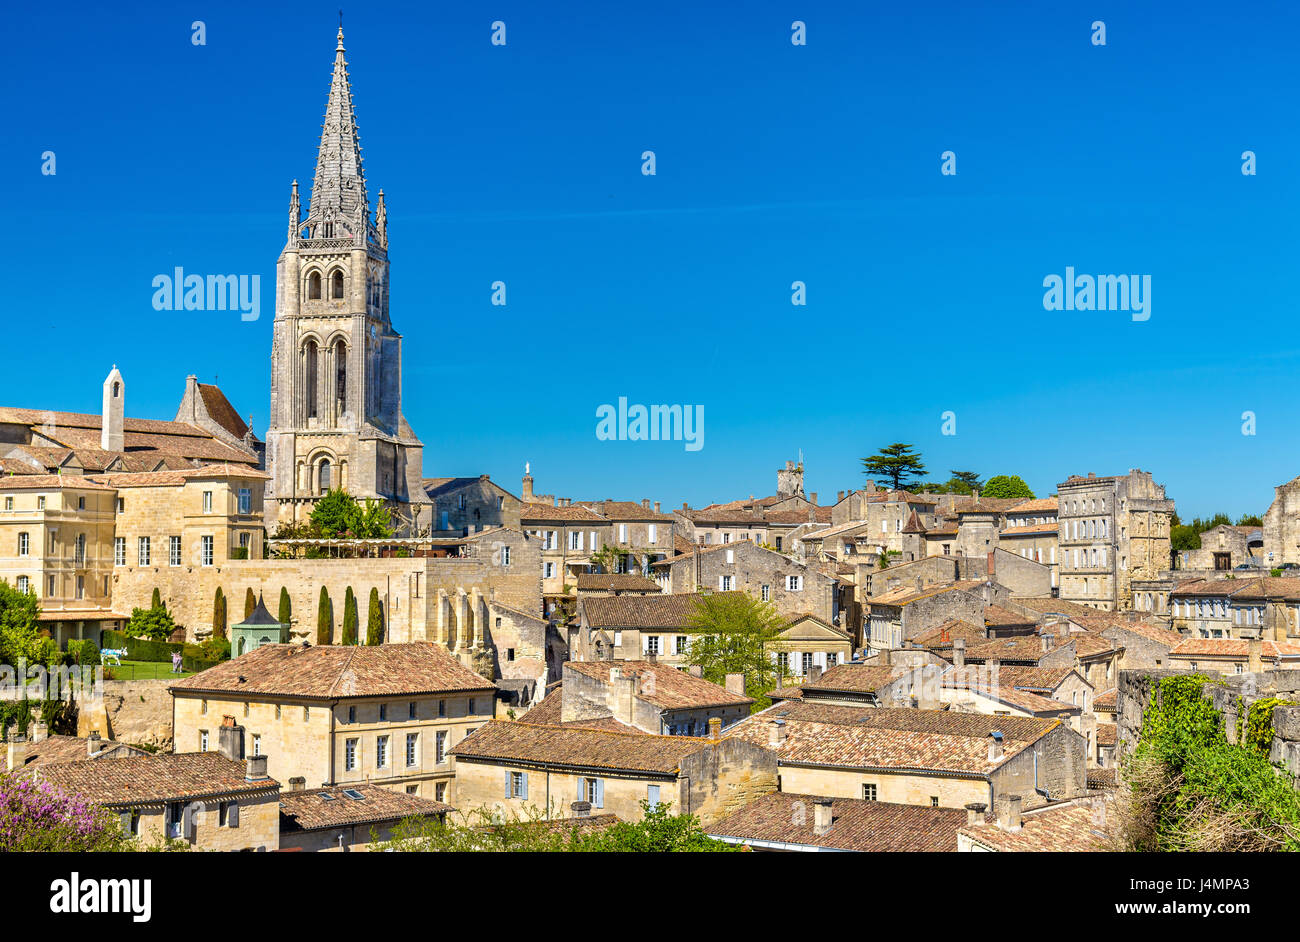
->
[505, 769, 512, 798]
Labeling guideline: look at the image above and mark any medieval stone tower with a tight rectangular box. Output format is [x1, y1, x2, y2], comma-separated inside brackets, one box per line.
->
[265, 27, 429, 534]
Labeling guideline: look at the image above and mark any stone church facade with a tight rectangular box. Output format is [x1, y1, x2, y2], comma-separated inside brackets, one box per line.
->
[264, 28, 429, 534]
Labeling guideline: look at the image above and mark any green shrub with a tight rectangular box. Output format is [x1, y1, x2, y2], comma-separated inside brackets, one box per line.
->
[65, 639, 99, 666]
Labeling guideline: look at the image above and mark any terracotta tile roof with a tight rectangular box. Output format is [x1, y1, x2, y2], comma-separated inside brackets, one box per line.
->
[279, 784, 452, 831]
[1169, 578, 1240, 598]
[1007, 497, 1059, 514]
[1168, 638, 1300, 661]
[1011, 597, 1108, 619]
[1094, 687, 1117, 712]
[1225, 577, 1300, 602]
[170, 642, 495, 699]
[1102, 621, 1183, 648]
[0, 735, 147, 773]
[984, 605, 1035, 627]
[800, 662, 912, 696]
[1096, 723, 1117, 747]
[564, 660, 752, 710]
[959, 801, 1109, 851]
[89, 463, 270, 488]
[450, 721, 715, 775]
[960, 636, 1058, 664]
[993, 666, 1081, 693]
[575, 573, 662, 593]
[728, 703, 1058, 776]
[707, 793, 965, 852]
[196, 383, 253, 441]
[914, 618, 988, 648]
[34, 752, 279, 807]
[520, 502, 607, 522]
[944, 680, 1077, 715]
[581, 591, 724, 629]
[1087, 767, 1118, 789]
[999, 522, 1059, 536]
[514, 684, 644, 733]
[869, 579, 986, 607]
[0, 474, 114, 490]
[576, 500, 674, 521]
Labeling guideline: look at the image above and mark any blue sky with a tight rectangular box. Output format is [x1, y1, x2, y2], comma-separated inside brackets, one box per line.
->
[3, 0, 1298, 517]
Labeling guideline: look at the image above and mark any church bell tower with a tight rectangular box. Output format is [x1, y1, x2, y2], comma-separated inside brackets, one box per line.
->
[265, 27, 429, 534]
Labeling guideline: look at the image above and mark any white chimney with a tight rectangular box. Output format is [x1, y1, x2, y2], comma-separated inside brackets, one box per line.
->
[813, 798, 833, 836]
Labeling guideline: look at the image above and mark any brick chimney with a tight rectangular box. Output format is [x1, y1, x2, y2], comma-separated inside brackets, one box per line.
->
[953, 638, 966, 668]
[218, 716, 244, 761]
[965, 801, 987, 825]
[809, 492, 818, 506]
[1248, 637, 1263, 673]
[708, 717, 722, 740]
[813, 798, 833, 836]
[653, 501, 661, 513]
[837, 490, 845, 502]
[31, 721, 47, 743]
[996, 794, 1022, 831]
[86, 730, 102, 758]
[6, 731, 27, 771]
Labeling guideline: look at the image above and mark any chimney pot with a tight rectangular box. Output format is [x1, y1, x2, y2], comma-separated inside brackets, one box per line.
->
[953, 638, 966, 668]
[708, 717, 722, 740]
[87, 730, 102, 757]
[997, 794, 1023, 831]
[768, 719, 788, 746]
[965, 801, 987, 825]
[653, 501, 661, 514]
[988, 730, 1005, 762]
[245, 755, 269, 781]
[813, 798, 833, 836]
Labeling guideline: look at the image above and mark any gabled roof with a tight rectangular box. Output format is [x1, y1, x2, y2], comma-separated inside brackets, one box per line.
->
[450, 721, 721, 775]
[280, 784, 452, 831]
[520, 502, 607, 523]
[34, 752, 279, 807]
[196, 382, 254, 441]
[170, 642, 495, 699]
[959, 800, 1109, 851]
[564, 660, 753, 710]
[707, 793, 965, 852]
[575, 573, 662, 593]
[581, 591, 733, 629]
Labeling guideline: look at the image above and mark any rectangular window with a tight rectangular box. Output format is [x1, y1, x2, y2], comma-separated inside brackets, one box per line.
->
[406, 733, 418, 767]
[37, 496, 45, 510]
[569, 530, 583, 551]
[114, 537, 126, 566]
[435, 730, 447, 763]
[645, 635, 661, 655]
[438, 699, 446, 718]
[543, 561, 555, 578]
[238, 488, 251, 514]
[376, 735, 389, 769]
[618, 524, 628, 543]
[647, 784, 661, 809]
[508, 770, 527, 798]
[648, 524, 657, 544]
[468, 698, 476, 714]
[787, 575, 803, 591]
[345, 738, 358, 771]
[583, 777, 604, 807]
[379, 703, 388, 722]
[199, 730, 208, 752]
[16, 576, 28, 594]
[501, 545, 511, 566]
[138, 536, 150, 566]
[252, 734, 261, 757]
[761, 584, 770, 602]
[18, 532, 28, 556]
[409, 702, 416, 720]
[201, 536, 214, 567]
[170, 536, 182, 566]
[863, 784, 877, 801]
[720, 575, 733, 591]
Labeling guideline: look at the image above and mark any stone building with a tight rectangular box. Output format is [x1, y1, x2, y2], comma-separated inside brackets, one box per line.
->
[264, 28, 429, 534]
[1182, 523, 1263, 571]
[725, 702, 1087, 809]
[278, 782, 452, 852]
[170, 642, 496, 804]
[449, 720, 778, 825]
[1056, 470, 1174, 612]
[425, 474, 522, 536]
[558, 660, 752, 735]
[650, 540, 839, 625]
[1264, 473, 1300, 568]
[33, 746, 281, 851]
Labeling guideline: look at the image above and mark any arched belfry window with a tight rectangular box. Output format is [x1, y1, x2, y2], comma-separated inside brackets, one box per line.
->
[318, 459, 332, 495]
[333, 339, 347, 415]
[304, 341, 319, 419]
[308, 272, 322, 300]
[332, 270, 345, 299]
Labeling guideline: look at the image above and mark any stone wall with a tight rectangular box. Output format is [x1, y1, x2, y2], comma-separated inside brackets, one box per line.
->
[80, 679, 177, 749]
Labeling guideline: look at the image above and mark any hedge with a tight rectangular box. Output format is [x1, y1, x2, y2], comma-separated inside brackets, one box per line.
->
[65, 639, 100, 666]
[100, 629, 183, 663]
[181, 655, 224, 673]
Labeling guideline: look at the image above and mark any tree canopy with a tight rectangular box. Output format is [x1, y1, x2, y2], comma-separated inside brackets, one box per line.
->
[980, 475, 1035, 500]
[310, 489, 395, 539]
[125, 606, 182, 642]
[685, 592, 788, 708]
[0, 580, 57, 667]
[861, 443, 926, 491]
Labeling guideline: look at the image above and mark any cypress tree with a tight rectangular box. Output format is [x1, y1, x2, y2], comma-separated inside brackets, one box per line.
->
[244, 587, 257, 620]
[278, 587, 292, 626]
[342, 587, 358, 645]
[151, 587, 163, 610]
[212, 588, 227, 640]
[366, 588, 384, 645]
[316, 586, 333, 645]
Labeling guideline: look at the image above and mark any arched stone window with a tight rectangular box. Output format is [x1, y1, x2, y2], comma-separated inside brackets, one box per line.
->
[308, 271, 322, 300]
[304, 341, 319, 419]
[318, 459, 332, 494]
[333, 338, 347, 416]
[332, 270, 345, 299]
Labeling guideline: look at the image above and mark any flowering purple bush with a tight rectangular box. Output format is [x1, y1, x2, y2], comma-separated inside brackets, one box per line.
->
[0, 772, 131, 852]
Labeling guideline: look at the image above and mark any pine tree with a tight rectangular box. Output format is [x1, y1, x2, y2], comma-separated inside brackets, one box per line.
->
[212, 588, 227, 640]
[244, 587, 257, 620]
[366, 588, 384, 645]
[342, 587, 358, 645]
[316, 586, 333, 645]
[278, 587, 292, 626]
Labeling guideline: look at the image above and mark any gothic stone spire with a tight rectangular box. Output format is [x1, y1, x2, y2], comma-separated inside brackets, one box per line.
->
[309, 27, 369, 235]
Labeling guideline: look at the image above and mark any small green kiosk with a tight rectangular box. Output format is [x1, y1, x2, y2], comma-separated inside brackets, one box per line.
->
[230, 593, 289, 657]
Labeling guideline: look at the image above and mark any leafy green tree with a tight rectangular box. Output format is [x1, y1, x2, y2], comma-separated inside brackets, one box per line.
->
[1237, 514, 1263, 527]
[589, 544, 628, 574]
[342, 587, 358, 645]
[353, 499, 395, 539]
[0, 580, 58, 667]
[980, 475, 1034, 500]
[311, 489, 359, 538]
[877, 548, 901, 570]
[126, 606, 181, 642]
[211, 588, 227, 640]
[861, 443, 926, 491]
[151, 588, 163, 611]
[317, 586, 333, 645]
[244, 587, 257, 620]
[685, 592, 787, 709]
[278, 587, 292, 626]
[366, 588, 384, 645]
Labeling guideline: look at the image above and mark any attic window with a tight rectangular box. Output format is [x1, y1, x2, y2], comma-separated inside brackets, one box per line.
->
[343, 788, 365, 801]
[318, 793, 337, 801]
